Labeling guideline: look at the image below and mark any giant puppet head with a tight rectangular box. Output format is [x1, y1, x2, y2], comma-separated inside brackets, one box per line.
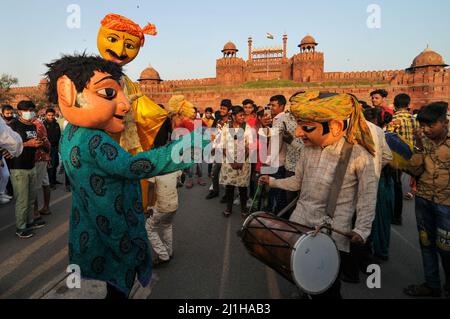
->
[97, 14, 157, 66]
[45, 54, 130, 133]
[290, 91, 375, 156]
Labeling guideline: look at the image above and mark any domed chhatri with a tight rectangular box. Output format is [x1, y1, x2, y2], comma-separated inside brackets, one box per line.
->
[410, 46, 448, 69]
[222, 41, 239, 58]
[223, 41, 238, 52]
[138, 66, 162, 83]
[300, 35, 317, 46]
[299, 34, 318, 52]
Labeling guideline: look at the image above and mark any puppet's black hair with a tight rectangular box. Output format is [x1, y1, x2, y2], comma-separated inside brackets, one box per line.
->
[45, 53, 123, 104]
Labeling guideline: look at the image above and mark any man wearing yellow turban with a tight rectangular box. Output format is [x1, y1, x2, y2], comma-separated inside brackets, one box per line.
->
[97, 14, 169, 211]
[260, 91, 378, 299]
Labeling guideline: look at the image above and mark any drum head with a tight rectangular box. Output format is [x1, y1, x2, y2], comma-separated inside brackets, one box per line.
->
[291, 233, 340, 295]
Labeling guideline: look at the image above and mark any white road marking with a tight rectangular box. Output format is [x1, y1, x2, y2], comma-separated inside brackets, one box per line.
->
[0, 247, 68, 298]
[0, 220, 69, 281]
[219, 218, 232, 299]
[391, 227, 421, 254]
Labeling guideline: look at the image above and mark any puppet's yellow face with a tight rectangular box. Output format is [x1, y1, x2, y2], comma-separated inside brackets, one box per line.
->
[97, 26, 142, 66]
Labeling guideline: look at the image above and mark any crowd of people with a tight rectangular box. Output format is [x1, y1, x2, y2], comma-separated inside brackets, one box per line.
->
[1, 87, 449, 299]
[1, 102, 68, 239]
[157, 89, 448, 299]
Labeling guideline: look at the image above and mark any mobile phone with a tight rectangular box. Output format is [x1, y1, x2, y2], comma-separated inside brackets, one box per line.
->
[264, 105, 271, 116]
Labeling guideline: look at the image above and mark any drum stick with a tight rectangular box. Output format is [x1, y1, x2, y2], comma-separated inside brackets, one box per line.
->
[317, 225, 352, 239]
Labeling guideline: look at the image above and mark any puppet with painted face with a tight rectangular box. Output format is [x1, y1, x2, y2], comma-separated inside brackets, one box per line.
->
[45, 54, 207, 298]
[98, 14, 171, 211]
[97, 13, 167, 153]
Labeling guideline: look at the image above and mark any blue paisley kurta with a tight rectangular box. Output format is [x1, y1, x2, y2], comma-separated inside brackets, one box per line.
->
[61, 124, 200, 295]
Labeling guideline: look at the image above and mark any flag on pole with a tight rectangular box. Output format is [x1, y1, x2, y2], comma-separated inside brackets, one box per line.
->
[266, 32, 274, 40]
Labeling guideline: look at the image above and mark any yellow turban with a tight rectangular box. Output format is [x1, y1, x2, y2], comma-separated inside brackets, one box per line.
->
[290, 91, 375, 156]
[167, 95, 196, 119]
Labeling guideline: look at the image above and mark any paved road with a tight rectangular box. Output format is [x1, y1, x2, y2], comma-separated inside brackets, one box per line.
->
[0, 173, 444, 299]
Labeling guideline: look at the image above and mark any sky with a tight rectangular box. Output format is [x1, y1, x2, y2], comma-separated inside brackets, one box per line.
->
[1, 0, 449, 87]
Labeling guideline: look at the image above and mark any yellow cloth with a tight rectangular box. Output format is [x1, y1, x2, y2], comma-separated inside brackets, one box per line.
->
[123, 76, 169, 151]
[167, 95, 196, 119]
[290, 91, 375, 156]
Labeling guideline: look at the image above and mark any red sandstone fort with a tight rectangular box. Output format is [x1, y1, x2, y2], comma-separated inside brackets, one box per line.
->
[9, 34, 450, 110]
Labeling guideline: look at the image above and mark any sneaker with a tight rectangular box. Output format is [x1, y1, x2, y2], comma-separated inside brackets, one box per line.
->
[27, 218, 47, 230]
[16, 229, 34, 239]
[233, 197, 240, 206]
[0, 197, 11, 204]
[0, 193, 13, 200]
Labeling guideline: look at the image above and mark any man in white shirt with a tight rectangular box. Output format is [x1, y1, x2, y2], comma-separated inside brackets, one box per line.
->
[260, 92, 378, 298]
[264, 95, 289, 214]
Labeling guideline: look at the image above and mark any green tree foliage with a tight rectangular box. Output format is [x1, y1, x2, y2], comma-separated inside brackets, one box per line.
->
[0, 74, 18, 103]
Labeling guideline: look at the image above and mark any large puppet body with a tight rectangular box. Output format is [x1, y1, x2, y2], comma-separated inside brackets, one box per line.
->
[97, 14, 169, 209]
[45, 55, 205, 296]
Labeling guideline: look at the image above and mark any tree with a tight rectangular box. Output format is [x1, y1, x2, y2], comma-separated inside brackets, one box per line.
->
[0, 74, 18, 103]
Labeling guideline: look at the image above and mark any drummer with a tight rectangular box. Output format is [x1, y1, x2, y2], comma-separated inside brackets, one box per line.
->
[260, 91, 378, 299]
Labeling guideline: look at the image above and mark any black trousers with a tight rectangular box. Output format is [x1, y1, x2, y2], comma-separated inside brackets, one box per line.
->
[212, 163, 222, 194]
[48, 146, 59, 185]
[208, 164, 213, 177]
[226, 185, 248, 213]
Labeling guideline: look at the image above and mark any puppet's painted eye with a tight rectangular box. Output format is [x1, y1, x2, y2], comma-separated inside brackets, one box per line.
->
[125, 43, 135, 50]
[97, 88, 117, 100]
[302, 126, 317, 133]
[107, 36, 118, 43]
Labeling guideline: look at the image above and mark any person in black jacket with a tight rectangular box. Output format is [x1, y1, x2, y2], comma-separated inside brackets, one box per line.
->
[43, 108, 61, 188]
[9, 101, 47, 238]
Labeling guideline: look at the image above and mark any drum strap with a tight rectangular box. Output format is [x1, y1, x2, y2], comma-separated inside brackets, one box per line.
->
[325, 140, 354, 219]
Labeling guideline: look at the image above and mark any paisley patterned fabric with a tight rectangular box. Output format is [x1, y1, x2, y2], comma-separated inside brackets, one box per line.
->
[61, 123, 204, 294]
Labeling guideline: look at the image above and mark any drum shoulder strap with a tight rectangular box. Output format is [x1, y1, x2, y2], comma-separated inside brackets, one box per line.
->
[325, 140, 354, 219]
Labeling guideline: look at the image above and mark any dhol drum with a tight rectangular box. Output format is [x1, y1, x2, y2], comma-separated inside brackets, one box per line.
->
[240, 212, 340, 295]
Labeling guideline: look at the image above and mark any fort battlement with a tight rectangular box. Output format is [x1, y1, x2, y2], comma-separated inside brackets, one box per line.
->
[7, 35, 449, 113]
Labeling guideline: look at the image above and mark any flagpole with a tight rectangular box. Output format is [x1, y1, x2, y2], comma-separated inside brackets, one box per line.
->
[265, 32, 274, 80]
